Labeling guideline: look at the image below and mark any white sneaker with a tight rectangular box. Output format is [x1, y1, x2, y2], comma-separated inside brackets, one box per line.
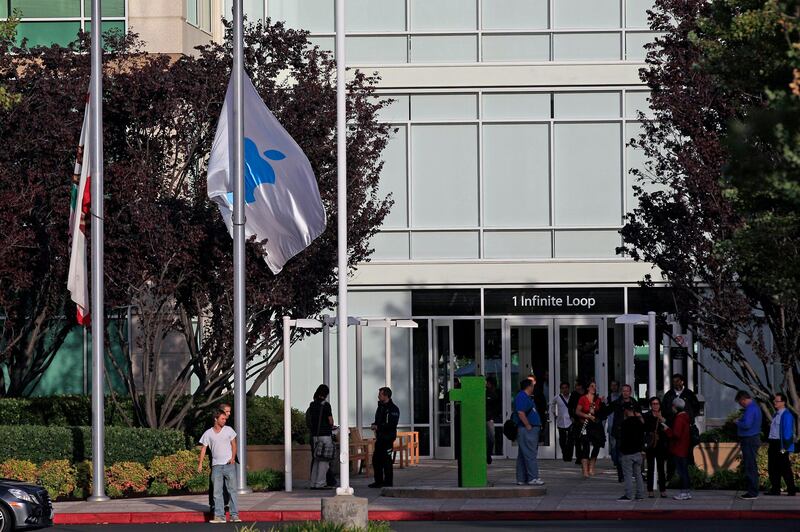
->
[517, 481, 526, 485]
[673, 492, 690, 500]
[528, 479, 545, 486]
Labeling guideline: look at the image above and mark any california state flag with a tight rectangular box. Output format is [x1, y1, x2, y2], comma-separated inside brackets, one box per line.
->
[68, 94, 91, 326]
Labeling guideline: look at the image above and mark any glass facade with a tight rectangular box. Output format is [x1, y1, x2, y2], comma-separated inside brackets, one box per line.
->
[233, 0, 657, 63]
[188, 0, 213, 33]
[2, 0, 126, 47]
[366, 89, 651, 261]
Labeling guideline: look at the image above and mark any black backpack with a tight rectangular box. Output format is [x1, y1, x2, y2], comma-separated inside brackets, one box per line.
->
[503, 418, 518, 442]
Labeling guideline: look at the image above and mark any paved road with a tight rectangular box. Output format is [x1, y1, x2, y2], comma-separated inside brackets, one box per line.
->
[50, 520, 800, 532]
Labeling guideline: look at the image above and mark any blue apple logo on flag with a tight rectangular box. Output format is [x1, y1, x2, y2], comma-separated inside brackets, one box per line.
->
[226, 137, 286, 204]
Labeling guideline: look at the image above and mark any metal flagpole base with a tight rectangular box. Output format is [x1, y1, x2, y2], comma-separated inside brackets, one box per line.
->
[235, 487, 252, 495]
[335, 486, 354, 496]
[87, 495, 110, 502]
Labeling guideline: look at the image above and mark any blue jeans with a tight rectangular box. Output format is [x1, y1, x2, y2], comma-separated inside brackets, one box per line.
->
[740, 435, 761, 496]
[211, 464, 239, 518]
[673, 455, 690, 492]
[516, 425, 541, 483]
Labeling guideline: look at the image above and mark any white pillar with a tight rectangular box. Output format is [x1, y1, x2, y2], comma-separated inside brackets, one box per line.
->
[355, 324, 363, 431]
[384, 318, 392, 387]
[686, 330, 695, 390]
[647, 312, 656, 400]
[662, 332, 671, 396]
[322, 315, 331, 387]
[283, 316, 292, 492]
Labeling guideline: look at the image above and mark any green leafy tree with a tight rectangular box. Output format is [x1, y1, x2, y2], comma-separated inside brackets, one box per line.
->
[621, 0, 800, 417]
[0, 11, 20, 109]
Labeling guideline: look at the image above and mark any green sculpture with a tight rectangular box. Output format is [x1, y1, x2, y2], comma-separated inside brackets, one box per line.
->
[448, 376, 487, 487]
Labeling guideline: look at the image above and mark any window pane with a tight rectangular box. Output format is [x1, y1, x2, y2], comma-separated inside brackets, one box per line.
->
[376, 95, 409, 122]
[269, 0, 334, 33]
[553, 0, 621, 29]
[85, 0, 125, 17]
[380, 125, 408, 227]
[410, 35, 477, 62]
[16, 21, 81, 47]
[14, 0, 80, 18]
[0, 3, 7, 17]
[411, 125, 478, 227]
[483, 124, 550, 227]
[371, 232, 410, 260]
[308, 36, 334, 55]
[554, 230, 621, 258]
[554, 123, 622, 226]
[626, 32, 658, 60]
[101, 20, 125, 43]
[626, 0, 655, 28]
[187, 0, 198, 25]
[483, 93, 550, 120]
[242, 0, 265, 21]
[412, 232, 479, 259]
[554, 92, 621, 118]
[348, 36, 407, 63]
[411, 94, 477, 120]
[482, 34, 549, 62]
[626, 121, 664, 212]
[553, 33, 621, 61]
[484, 231, 552, 259]
[347, 0, 405, 31]
[482, 0, 547, 30]
[625, 91, 652, 119]
[410, 0, 476, 30]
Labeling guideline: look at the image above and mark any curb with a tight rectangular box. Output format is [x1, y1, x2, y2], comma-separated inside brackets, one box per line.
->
[53, 509, 800, 525]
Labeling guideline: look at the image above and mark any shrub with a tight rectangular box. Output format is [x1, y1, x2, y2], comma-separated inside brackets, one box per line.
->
[709, 468, 745, 490]
[76, 426, 187, 465]
[0, 426, 73, 463]
[247, 469, 283, 491]
[147, 481, 169, 496]
[75, 460, 93, 494]
[667, 464, 710, 490]
[185, 473, 209, 494]
[0, 396, 135, 427]
[0, 459, 37, 482]
[149, 450, 205, 490]
[246, 396, 310, 446]
[105, 461, 149, 494]
[37, 460, 77, 498]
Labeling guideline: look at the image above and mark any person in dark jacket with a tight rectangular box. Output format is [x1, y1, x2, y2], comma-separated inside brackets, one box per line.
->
[307, 384, 334, 489]
[643, 396, 669, 497]
[665, 397, 692, 500]
[369, 387, 400, 488]
[606, 384, 641, 482]
[618, 405, 645, 501]
[767, 393, 797, 496]
[662, 374, 700, 423]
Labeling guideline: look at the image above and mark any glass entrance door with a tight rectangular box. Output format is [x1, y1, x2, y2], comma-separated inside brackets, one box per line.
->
[554, 318, 606, 458]
[433, 320, 455, 459]
[502, 318, 555, 459]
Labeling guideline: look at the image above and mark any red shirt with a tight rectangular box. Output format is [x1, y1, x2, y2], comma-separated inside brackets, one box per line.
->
[665, 411, 691, 457]
[578, 395, 602, 415]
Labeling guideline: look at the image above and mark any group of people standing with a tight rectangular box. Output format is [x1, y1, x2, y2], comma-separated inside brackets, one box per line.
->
[306, 384, 400, 490]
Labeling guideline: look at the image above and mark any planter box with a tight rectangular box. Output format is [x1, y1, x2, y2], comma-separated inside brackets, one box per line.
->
[693, 442, 741, 474]
[247, 444, 312, 481]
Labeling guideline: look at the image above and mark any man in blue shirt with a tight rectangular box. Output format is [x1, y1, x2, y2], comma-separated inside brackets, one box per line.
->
[735, 390, 763, 499]
[515, 378, 544, 486]
[767, 393, 797, 496]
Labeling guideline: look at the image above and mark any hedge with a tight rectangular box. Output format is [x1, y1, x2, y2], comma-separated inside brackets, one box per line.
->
[0, 395, 310, 446]
[0, 425, 186, 465]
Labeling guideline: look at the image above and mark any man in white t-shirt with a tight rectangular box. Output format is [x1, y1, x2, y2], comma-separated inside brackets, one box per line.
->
[198, 409, 240, 524]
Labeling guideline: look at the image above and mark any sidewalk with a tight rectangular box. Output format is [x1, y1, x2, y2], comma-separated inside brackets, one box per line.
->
[53, 460, 800, 524]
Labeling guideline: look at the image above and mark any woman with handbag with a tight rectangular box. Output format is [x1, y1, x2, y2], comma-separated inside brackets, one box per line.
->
[307, 384, 335, 489]
[574, 381, 606, 479]
[643, 396, 669, 497]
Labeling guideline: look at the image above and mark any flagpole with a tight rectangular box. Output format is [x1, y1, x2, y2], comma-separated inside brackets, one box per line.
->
[232, 0, 251, 495]
[88, 0, 108, 502]
[334, 0, 352, 496]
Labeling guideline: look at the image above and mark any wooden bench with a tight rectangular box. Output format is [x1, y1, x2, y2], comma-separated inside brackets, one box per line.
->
[348, 428, 374, 475]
